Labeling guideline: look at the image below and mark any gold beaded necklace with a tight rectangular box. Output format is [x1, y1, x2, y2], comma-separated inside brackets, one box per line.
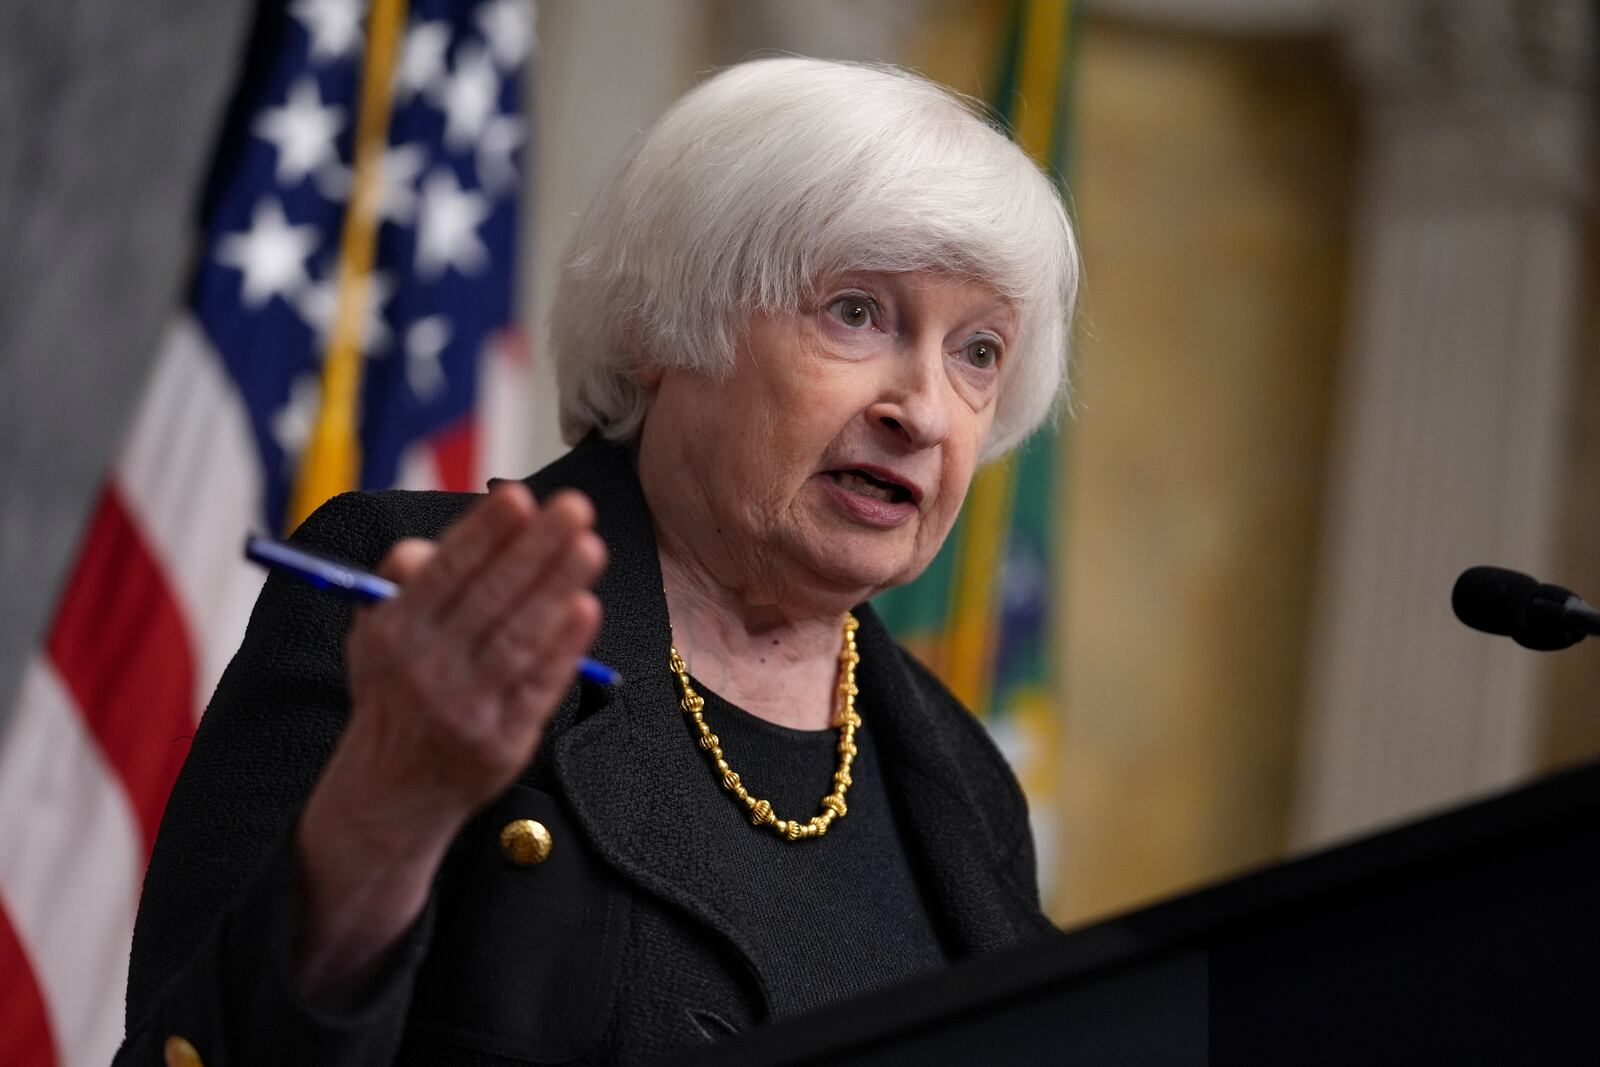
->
[668, 613, 861, 842]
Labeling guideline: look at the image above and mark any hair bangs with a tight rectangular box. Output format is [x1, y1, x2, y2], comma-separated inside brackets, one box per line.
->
[551, 57, 1079, 460]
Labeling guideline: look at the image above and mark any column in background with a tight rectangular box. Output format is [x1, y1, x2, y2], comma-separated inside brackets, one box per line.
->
[1293, 0, 1596, 846]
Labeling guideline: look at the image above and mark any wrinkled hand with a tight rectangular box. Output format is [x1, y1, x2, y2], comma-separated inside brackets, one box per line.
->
[294, 485, 605, 996]
[338, 484, 606, 824]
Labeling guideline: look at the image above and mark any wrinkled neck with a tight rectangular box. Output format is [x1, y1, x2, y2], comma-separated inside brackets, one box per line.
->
[654, 538, 847, 732]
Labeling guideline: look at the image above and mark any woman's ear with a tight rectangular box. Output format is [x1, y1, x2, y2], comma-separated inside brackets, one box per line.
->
[622, 325, 663, 387]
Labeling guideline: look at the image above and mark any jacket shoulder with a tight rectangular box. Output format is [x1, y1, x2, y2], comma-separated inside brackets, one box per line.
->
[288, 487, 483, 562]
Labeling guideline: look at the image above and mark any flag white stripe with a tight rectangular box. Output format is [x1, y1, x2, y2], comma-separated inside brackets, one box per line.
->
[477, 333, 535, 483]
[115, 315, 267, 716]
[0, 660, 141, 1067]
[396, 438, 445, 492]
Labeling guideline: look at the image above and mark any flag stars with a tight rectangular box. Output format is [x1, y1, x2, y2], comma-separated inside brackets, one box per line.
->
[416, 170, 490, 278]
[216, 198, 318, 309]
[295, 271, 395, 352]
[290, 0, 364, 61]
[406, 316, 452, 400]
[272, 373, 322, 460]
[477, 0, 533, 69]
[396, 20, 451, 103]
[254, 77, 346, 187]
[377, 143, 428, 225]
[476, 115, 524, 197]
[439, 41, 500, 149]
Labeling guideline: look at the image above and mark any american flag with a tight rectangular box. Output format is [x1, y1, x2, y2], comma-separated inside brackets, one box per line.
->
[0, 0, 532, 1061]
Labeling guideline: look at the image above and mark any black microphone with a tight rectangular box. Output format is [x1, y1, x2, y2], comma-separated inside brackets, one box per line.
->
[1451, 566, 1600, 650]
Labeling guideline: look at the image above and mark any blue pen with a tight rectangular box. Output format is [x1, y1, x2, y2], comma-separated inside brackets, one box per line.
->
[244, 534, 622, 687]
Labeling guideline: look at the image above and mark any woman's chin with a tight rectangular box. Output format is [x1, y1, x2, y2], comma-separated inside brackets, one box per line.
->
[799, 532, 922, 600]
[782, 479, 935, 598]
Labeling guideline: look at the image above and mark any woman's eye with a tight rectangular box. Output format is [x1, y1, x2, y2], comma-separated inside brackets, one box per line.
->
[964, 340, 999, 369]
[828, 297, 873, 329]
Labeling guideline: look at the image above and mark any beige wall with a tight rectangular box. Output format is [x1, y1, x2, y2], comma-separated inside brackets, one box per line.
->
[1053, 19, 1354, 923]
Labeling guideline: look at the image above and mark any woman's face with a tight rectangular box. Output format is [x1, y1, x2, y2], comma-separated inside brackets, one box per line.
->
[639, 270, 1018, 611]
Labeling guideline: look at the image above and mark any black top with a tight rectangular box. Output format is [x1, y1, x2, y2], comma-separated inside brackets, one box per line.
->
[684, 681, 947, 1015]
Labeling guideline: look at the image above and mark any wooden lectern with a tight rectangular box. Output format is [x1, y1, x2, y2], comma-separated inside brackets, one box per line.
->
[678, 760, 1600, 1065]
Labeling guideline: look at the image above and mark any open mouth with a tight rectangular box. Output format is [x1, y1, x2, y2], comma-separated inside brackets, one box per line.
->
[827, 469, 914, 505]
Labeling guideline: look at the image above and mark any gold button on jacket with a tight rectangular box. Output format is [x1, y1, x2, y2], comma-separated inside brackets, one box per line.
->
[500, 818, 553, 865]
[164, 1035, 203, 1067]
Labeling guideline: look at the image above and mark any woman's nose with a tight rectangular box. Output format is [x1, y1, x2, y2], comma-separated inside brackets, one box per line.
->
[867, 346, 950, 449]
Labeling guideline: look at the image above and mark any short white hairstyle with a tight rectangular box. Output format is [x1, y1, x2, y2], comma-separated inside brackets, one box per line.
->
[551, 57, 1080, 462]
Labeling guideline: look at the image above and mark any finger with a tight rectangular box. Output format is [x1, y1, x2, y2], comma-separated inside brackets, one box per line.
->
[437, 490, 597, 643]
[470, 533, 605, 690]
[470, 529, 607, 685]
[374, 538, 437, 584]
[359, 538, 440, 649]
[401, 482, 539, 618]
[500, 592, 603, 737]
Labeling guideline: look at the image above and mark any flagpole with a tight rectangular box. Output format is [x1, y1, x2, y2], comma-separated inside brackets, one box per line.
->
[288, 0, 410, 532]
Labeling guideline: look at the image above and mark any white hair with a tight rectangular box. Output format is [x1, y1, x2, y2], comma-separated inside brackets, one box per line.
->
[551, 57, 1080, 461]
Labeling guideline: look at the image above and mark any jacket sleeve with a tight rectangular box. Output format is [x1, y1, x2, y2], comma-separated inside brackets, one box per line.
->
[115, 491, 437, 1066]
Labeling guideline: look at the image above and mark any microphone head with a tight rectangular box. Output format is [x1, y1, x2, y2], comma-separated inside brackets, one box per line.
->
[1452, 565, 1581, 651]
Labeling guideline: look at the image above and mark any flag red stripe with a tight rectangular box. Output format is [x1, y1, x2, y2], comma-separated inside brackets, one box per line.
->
[45, 487, 195, 856]
[430, 415, 477, 492]
[0, 898, 57, 1067]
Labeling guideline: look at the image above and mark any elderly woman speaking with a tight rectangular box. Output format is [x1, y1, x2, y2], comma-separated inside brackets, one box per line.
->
[118, 57, 1078, 1065]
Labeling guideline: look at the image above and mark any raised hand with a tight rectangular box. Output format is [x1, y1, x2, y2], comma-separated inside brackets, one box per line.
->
[294, 484, 605, 997]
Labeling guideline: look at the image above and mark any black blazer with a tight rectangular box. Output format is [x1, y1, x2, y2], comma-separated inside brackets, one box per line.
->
[117, 436, 1052, 1066]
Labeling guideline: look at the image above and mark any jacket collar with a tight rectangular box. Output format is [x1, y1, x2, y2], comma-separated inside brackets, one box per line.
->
[526, 436, 1044, 1010]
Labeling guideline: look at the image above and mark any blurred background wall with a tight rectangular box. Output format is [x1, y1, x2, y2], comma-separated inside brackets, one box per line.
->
[3, 0, 1597, 935]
